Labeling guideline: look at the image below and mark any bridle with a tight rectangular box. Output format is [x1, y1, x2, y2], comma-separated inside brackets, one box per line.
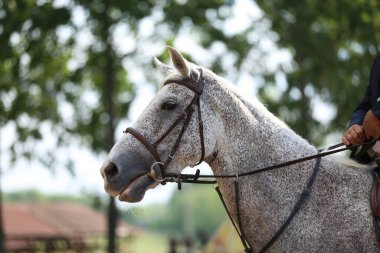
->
[122, 68, 379, 253]
[123, 68, 206, 183]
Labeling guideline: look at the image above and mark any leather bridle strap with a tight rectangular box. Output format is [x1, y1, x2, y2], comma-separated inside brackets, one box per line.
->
[123, 128, 161, 162]
[194, 91, 205, 166]
[123, 68, 205, 181]
[123, 127, 164, 177]
[258, 156, 321, 253]
[164, 140, 377, 253]
[162, 95, 198, 168]
[162, 75, 204, 94]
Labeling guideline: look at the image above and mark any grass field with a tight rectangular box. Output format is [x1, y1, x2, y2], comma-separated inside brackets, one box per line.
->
[122, 232, 203, 253]
[126, 232, 168, 253]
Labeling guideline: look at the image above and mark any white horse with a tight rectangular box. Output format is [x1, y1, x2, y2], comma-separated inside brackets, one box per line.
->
[100, 47, 380, 252]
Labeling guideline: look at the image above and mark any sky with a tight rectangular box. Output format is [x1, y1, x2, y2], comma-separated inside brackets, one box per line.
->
[0, 0, 339, 209]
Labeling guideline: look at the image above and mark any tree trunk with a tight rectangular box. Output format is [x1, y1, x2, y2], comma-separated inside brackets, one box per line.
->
[107, 197, 117, 253]
[103, 2, 117, 252]
[105, 45, 118, 253]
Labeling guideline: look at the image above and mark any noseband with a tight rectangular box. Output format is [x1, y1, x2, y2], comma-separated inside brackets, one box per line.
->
[123, 69, 206, 183]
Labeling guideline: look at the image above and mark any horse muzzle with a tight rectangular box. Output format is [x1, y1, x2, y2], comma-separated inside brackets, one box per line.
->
[100, 157, 157, 202]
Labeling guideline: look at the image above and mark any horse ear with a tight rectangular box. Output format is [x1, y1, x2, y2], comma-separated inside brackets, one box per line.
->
[153, 57, 173, 76]
[167, 46, 191, 78]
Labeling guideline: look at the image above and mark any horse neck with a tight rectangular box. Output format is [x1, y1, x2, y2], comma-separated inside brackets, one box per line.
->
[204, 76, 321, 246]
[206, 77, 317, 176]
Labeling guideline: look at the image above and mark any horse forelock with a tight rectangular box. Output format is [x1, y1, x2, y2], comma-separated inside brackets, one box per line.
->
[158, 63, 202, 90]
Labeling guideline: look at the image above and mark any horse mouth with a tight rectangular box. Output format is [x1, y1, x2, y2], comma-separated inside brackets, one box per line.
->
[117, 174, 156, 203]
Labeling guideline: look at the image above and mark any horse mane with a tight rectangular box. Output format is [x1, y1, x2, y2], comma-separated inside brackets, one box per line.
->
[164, 67, 371, 172]
[332, 154, 372, 169]
[216, 75, 373, 171]
[215, 75, 314, 148]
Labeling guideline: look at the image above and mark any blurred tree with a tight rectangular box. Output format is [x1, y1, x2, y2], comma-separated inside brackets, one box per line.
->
[67, 1, 137, 251]
[9, 0, 375, 251]
[0, 0, 72, 170]
[0, 2, 72, 251]
[0, 0, 253, 252]
[121, 184, 227, 241]
[165, 184, 228, 240]
[256, 0, 380, 144]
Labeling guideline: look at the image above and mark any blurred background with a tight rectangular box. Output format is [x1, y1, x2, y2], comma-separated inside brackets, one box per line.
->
[1, 0, 380, 252]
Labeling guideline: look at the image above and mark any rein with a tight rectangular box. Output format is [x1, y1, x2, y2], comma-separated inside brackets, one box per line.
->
[164, 140, 375, 253]
[165, 141, 376, 184]
[123, 69, 378, 253]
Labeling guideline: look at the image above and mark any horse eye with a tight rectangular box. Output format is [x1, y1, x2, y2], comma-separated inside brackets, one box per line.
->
[161, 101, 177, 110]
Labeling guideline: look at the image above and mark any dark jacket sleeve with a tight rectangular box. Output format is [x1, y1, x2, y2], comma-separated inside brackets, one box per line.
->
[349, 55, 380, 127]
[373, 97, 380, 120]
[349, 87, 372, 126]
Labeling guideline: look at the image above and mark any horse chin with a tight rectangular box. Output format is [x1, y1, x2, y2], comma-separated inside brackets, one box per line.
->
[118, 174, 155, 203]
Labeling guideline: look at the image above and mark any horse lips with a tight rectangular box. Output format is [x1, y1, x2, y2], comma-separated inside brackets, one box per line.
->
[118, 174, 155, 202]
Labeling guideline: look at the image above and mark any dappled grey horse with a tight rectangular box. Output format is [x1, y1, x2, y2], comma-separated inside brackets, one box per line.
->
[100, 47, 380, 252]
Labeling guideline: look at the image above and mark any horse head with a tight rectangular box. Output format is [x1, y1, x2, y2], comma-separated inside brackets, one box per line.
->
[100, 47, 219, 202]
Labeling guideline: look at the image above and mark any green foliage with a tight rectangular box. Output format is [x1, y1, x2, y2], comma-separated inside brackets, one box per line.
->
[0, 0, 252, 168]
[121, 185, 227, 241]
[0, 0, 72, 164]
[256, 0, 380, 144]
[126, 232, 169, 253]
[4, 0, 377, 169]
[0, 1, 254, 252]
[6, 1, 380, 250]
[0, 0, 153, 165]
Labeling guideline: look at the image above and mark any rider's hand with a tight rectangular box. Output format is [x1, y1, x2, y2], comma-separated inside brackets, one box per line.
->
[363, 109, 380, 140]
[342, 124, 366, 146]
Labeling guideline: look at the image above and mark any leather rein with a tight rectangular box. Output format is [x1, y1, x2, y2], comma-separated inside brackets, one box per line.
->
[123, 69, 378, 253]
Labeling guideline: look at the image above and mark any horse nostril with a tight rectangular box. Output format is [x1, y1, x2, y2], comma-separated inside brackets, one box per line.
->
[104, 162, 119, 179]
